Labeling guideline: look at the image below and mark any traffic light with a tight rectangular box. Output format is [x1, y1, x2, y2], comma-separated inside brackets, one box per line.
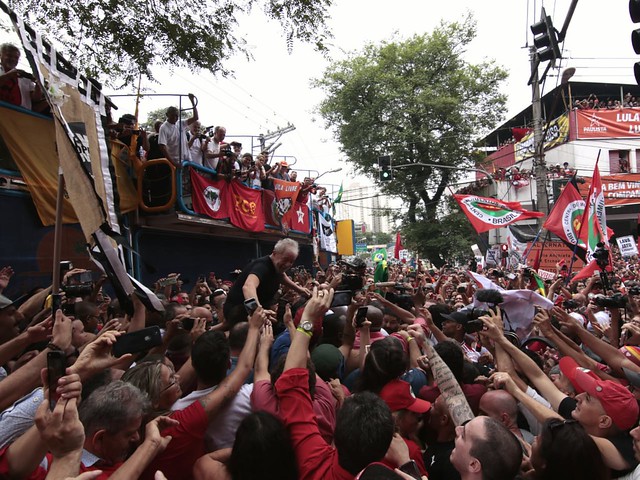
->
[501, 244, 509, 259]
[378, 155, 392, 182]
[530, 8, 561, 63]
[630, 0, 640, 84]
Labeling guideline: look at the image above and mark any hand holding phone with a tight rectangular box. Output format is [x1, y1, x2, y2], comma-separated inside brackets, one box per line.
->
[355, 306, 368, 328]
[244, 298, 259, 315]
[47, 350, 66, 410]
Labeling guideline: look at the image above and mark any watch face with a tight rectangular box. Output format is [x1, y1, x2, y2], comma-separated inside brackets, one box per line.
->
[300, 321, 313, 332]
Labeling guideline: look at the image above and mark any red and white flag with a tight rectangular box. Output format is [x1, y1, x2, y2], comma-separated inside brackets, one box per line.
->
[578, 160, 609, 260]
[543, 182, 585, 247]
[453, 194, 544, 233]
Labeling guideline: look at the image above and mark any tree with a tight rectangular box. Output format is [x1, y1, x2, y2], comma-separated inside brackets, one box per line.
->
[140, 107, 190, 131]
[5, 0, 333, 86]
[314, 15, 507, 265]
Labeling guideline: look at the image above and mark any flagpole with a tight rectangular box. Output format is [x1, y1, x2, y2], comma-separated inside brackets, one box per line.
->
[51, 168, 64, 295]
[567, 152, 601, 282]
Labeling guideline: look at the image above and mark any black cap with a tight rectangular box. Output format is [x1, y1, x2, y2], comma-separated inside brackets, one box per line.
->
[440, 311, 469, 324]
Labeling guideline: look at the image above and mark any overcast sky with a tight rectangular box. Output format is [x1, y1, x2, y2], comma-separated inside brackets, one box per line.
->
[3, 1, 636, 189]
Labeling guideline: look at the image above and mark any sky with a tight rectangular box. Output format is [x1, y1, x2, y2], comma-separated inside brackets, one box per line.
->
[2, 1, 637, 194]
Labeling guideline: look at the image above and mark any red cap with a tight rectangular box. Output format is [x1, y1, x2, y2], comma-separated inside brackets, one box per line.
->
[379, 379, 431, 414]
[560, 357, 639, 430]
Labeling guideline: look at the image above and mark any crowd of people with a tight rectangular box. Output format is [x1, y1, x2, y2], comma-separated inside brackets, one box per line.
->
[1, 238, 640, 479]
[573, 93, 640, 110]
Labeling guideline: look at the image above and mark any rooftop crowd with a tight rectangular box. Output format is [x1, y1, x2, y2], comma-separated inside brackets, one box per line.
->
[0, 238, 640, 480]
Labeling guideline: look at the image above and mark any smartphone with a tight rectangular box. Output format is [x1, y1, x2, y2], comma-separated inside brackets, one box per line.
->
[181, 317, 196, 331]
[68, 271, 94, 285]
[158, 277, 178, 287]
[244, 297, 259, 315]
[47, 350, 66, 410]
[50, 293, 62, 314]
[112, 326, 162, 357]
[355, 306, 368, 328]
[330, 290, 353, 308]
[398, 460, 422, 480]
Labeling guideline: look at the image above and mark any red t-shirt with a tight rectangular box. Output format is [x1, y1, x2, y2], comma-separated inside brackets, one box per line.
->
[275, 368, 354, 480]
[0, 446, 122, 480]
[140, 400, 209, 480]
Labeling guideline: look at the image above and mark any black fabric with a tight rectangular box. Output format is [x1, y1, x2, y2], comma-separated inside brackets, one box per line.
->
[423, 440, 460, 480]
[224, 256, 281, 323]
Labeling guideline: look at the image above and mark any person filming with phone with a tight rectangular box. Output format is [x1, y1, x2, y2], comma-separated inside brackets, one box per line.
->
[221, 239, 311, 330]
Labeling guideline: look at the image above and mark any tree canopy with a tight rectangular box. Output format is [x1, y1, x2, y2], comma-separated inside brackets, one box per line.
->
[5, 0, 333, 86]
[314, 15, 507, 265]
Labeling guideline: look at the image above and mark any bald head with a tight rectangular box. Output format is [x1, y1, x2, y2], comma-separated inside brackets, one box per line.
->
[365, 306, 383, 332]
[479, 389, 519, 425]
[192, 306, 213, 323]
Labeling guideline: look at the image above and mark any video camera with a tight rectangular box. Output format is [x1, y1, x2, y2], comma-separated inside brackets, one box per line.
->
[62, 270, 94, 297]
[330, 258, 366, 308]
[594, 293, 627, 309]
[592, 242, 609, 267]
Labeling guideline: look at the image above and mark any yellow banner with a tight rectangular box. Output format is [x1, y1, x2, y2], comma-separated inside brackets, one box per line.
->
[515, 114, 569, 161]
[0, 103, 77, 225]
[336, 219, 355, 255]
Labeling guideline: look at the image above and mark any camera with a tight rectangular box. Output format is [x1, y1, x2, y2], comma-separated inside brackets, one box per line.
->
[61, 271, 94, 298]
[592, 242, 609, 267]
[563, 299, 579, 309]
[630, 286, 640, 296]
[594, 293, 627, 309]
[336, 258, 366, 292]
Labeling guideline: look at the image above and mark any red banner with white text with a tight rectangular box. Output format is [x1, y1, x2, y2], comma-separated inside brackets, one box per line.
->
[576, 173, 640, 206]
[575, 108, 640, 139]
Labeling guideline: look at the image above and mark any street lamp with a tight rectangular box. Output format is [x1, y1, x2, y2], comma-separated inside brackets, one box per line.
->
[314, 167, 343, 182]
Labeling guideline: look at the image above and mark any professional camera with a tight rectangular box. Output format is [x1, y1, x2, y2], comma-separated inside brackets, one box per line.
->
[594, 293, 627, 309]
[592, 242, 609, 267]
[220, 144, 233, 157]
[336, 258, 366, 292]
[563, 299, 580, 309]
[62, 271, 94, 298]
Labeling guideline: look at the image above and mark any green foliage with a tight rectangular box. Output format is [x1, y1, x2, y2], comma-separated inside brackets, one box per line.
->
[140, 107, 189, 131]
[7, 0, 333, 86]
[314, 14, 506, 265]
[403, 204, 477, 268]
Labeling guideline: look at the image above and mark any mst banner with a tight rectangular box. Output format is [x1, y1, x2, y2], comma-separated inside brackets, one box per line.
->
[576, 173, 640, 206]
[576, 108, 640, 139]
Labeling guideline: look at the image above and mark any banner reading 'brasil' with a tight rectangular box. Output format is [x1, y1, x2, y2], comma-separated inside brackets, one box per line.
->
[453, 194, 544, 233]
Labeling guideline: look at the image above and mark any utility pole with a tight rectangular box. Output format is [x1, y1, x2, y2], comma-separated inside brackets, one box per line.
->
[530, 47, 548, 228]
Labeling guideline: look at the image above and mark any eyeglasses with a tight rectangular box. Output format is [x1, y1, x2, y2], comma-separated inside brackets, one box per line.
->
[160, 372, 178, 393]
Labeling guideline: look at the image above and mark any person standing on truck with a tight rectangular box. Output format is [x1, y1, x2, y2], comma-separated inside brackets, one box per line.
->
[221, 238, 311, 329]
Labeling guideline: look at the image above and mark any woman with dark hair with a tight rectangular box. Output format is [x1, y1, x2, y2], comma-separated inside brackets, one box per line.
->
[355, 336, 408, 394]
[193, 411, 298, 480]
[526, 418, 609, 480]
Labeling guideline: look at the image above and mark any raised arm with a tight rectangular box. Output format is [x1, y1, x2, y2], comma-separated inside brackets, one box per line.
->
[479, 308, 568, 411]
[198, 308, 264, 420]
[408, 325, 474, 426]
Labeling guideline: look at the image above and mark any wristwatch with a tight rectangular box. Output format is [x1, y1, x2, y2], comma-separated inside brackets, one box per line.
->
[297, 319, 314, 337]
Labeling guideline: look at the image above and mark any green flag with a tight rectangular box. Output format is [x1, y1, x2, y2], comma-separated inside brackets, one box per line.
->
[372, 248, 387, 263]
[332, 182, 343, 217]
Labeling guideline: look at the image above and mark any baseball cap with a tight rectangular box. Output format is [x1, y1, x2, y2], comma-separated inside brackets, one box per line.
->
[311, 344, 343, 380]
[379, 379, 431, 414]
[560, 357, 639, 430]
[0, 294, 15, 310]
[440, 311, 469, 325]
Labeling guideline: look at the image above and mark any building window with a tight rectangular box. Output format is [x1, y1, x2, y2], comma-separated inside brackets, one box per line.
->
[609, 150, 630, 173]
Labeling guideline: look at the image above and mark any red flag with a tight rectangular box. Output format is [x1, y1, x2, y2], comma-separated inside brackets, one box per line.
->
[543, 182, 585, 247]
[272, 179, 301, 230]
[578, 160, 608, 259]
[571, 260, 601, 282]
[394, 231, 403, 259]
[453, 194, 544, 233]
[227, 180, 265, 232]
[190, 170, 230, 220]
[290, 202, 311, 233]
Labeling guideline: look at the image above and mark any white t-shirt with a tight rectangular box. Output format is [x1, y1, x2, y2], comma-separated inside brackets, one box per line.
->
[158, 119, 191, 163]
[171, 383, 253, 452]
